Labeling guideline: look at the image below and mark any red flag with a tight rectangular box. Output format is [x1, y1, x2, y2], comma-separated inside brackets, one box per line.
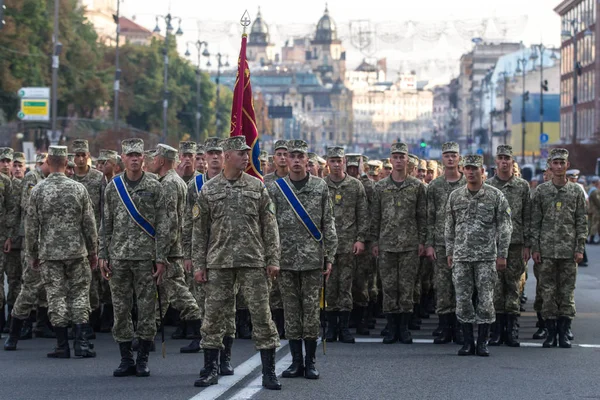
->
[230, 33, 263, 180]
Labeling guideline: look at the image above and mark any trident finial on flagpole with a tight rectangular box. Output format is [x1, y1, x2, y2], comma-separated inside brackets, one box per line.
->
[241, 10, 251, 36]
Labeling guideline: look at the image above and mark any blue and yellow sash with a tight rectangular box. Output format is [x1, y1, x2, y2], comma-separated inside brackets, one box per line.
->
[275, 178, 322, 243]
[113, 175, 156, 238]
[194, 174, 206, 194]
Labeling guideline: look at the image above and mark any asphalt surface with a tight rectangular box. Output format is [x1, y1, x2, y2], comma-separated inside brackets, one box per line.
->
[2, 246, 600, 400]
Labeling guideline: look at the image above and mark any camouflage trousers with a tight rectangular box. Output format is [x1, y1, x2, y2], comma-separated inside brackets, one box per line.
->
[269, 278, 283, 310]
[0, 250, 4, 310]
[352, 251, 370, 307]
[434, 247, 455, 315]
[533, 263, 543, 312]
[453, 261, 497, 324]
[493, 245, 526, 315]
[279, 269, 322, 340]
[100, 278, 112, 305]
[12, 255, 48, 320]
[109, 260, 157, 342]
[156, 259, 201, 322]
[40, 258, 91, 328]
[589, 212, 599, 237]
[420, 257, 434, 299]
[538, 258, 577, 320]
[4, 249, 23, 306]
[236, 291, 248, 310]
[185, 270, 202, 316]
[379, 250, 418, 314]
[326, 253, 355, 312]
[201, 268, 279, 350]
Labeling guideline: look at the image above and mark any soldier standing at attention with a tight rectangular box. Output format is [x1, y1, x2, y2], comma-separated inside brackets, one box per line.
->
[195, 144, 206, 174]
[531, 149, 587, 349]
[0, 148, 17, 333]
[371, 142, 427, 344]
[264, 140, 289, 185]
[25, 146, 98, 358]
[445, 154, 512, 357]
[324, 146, 368, 344]
[99, 138, 169, 377]
[487, 145, 531, 347]
[178, 141, 199, 184]
[267, 139, 337, 380]
[192, 136, 281, 390]
[379, 159, 392, 179]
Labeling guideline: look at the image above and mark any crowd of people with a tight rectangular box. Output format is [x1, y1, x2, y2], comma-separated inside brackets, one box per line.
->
[0, 137, 588, 391]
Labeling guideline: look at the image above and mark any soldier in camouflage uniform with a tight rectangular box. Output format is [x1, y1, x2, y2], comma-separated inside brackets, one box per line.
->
[487, 145, 531, 347]
[365, 160, 383, 182]
[142, 150, 159, 180]
[99, 138, 169, 377]
[426, 142, 466, 344]
[379, 158, 392, 179]
[531, 148, 587, 349]
[0, 148, 17, 333]
[195, 144, 206, 174]
[324, 147, 368, 344]
[419, 160, 439, 317]
[19, 146, 98, 358]
[417, 159, 427, 182]
[445, 154, 512, 357]
[268, 139, 337, 380]
[371, 142, 426, 344]
[259, 150, 269, 176]
[425, 160, 438, 184]
[66, 154, 76, 178]
[192, 136, 281, 390]
[407, 154, 419, 178]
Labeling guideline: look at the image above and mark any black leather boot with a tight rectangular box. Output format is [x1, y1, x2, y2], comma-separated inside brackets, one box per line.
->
[419, 294, 430, 319]
[74, 324, 96, 358]
[382, 314, 399, 344]
[565, 318, 574, 341]
[219, 336, 234, 375]
[282, 339, 304, 378]
[236, 310, 252, 339]
[557, 317, 572, 348]
[433, 314, 452, 344]
[476, 324, 490, 356]
[3, 305, 12, 334]
[432, 319, 443, 337]
[114, 342, 137, 377]
[325, 311, 338, 342]
[4, 316, 24, 350]
[398, 313, 413, 344]
[47, 327, 70, 358]
[409, 305, 421, 330]
[260, 348, 282, 390]
[488, 314, 505, 346]
[20, 315, 33, 340]
[272, 309, 285, 339]
[171, 320, 187, 340]
[505, 315, 520, 347]
[542, 319, 557, 348]
[452, 313, 464, 345]
[195, 349, 219, 387]
[100, 304, 114, 333]
[356, 306, 370, 335]
[367, 301, 376, 329]
[533, 312, 547, 339]
[34, 307, 56, 339]
[338, 311, 355, 344]
[180, 319, 202, 354]
[457, 323, 475, 356]
[135, 339, 152, 376]
[304, 339, 319, 379]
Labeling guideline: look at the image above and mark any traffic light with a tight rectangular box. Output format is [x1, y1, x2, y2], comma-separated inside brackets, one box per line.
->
[0, 0, 6, 30]
[420, 139, 427, 148]
[542, 79, 549, 92]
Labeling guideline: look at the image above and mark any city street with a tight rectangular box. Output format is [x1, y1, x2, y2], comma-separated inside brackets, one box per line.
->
[1, 246, 600, 400]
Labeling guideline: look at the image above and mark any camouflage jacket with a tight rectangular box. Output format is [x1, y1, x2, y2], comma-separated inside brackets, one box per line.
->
[425, 174, 467, 249]
[72, 166, 104, 231]
[589, 189, 600, 215]
[445, 184, 512, 261]
[531, 181, 587, 258]
[9, 177, 23, 247]
[181, 170, 200, 185]
[487, 175, 532, 246]
[25, 173, 97, 260]
[370, 175, 427, 252]
[267, 175, 337, 271]
[0, 172, 16, 241]
[325, 174, 368, 254]
[263, 171, 287, 188]
[192, 172, 280, 270]
[159, 169, 187, 258]
[359, 174, 375, 206]
[99, 172, 169, 263]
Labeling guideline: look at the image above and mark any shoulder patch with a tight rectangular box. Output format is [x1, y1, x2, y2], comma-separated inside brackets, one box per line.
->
[506, 207, 512, 216]
[192, 203, 201, 219]
[267, 202, 276, 215]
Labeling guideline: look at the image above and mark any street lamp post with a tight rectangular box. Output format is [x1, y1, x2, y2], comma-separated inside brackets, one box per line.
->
[530, 44, 559, 156]
[113, 0, 121, 131]
[185, 39, 210, 143]
[51, 0, 61, 143]
[516, 56, 528, 164]
[497, 71, 510, 145]
[207, 53, 229, 136]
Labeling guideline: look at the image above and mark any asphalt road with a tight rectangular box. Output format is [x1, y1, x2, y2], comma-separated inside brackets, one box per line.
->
[2, 246, 600, 400]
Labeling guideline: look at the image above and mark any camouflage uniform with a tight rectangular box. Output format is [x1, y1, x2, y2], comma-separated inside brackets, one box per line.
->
[0, 149, 17, 314]
[5, 175, 23, 308]
[357, 174, 376, 308]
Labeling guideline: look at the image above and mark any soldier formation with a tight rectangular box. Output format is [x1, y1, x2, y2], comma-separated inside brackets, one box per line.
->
[0, 138, 588, 390]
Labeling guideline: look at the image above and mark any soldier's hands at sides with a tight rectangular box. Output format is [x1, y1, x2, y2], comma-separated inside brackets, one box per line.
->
[184, 259, 193, 273]
[523, 248, 531, 263]
[447, 256, 453, 268]
[426, 246, 437, 261]
[372, 245, 379, 258]
[153, 263, 166, 285]
[532, 252, 542, 264]
[353, 241, 365, 255]
[496, 257, 507, 271]
[99, 259, 112, 280]
[195, 268, 208, 283]
[574, 252, 584, 264]
[88, 254, 98, 270]
[3, 238, 11, 253]
[267, 265, 280, 279]
[323, 262, 333, 282]
[418, 244, 425, 257]
[30, 258, 40, 271]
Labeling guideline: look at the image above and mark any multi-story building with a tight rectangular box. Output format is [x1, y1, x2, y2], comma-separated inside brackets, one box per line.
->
[78, 0, 116, 44]
[247, 8, 277, 66]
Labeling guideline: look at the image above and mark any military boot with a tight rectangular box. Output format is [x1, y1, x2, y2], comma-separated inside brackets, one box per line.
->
[325, 311, 338, 342]
[488, 314, 505, 346]
[82, 310, 97, 340]
[195, 349, 219, 387]
[398, 313, 413, 344]
[236, 309, 252, 339]
[409, 305, 421, 330]
[171, 320, 187, 340]
[180, 319, 202, 354]
[368, 301, 377, 329]
[3, 316, 24, 351]
[476, 324, 490, 356]
[533, 312, 547, 339]
[304, 339, 319, 379]
[452, 313, 464, 345]
[272, 309, 285, 339]
[114, 341, 137, 376]
[433, 314, 452, 344]
[505, 315, 520, 347]
[542, 319, 558, 348]
[457, 323, 475, 356]
[100, 304, 114, 333]
[47, 327, 70, 358]
[3, 305, 13, 334]
[338, 311, 355, 344]
[74, 324, 96, 358]
[282, 339, 304, 378]
[219, 336, 234, 375]
[356, 306, 370, 336]
[557, 317, 572, 348]
[260, 348, 282, 390]
[135, 339, 152, 377]
[382, 314, 399, 344]
[565, 318, 574, 341]
[432, 319, 443, 337]
[20, 315, 33, 340]
[419, 293, 430, 319]
[34, 307, 56, 339]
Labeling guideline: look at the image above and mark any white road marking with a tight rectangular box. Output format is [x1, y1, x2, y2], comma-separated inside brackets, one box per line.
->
[228, 352, 293, 400]
[353, 337, 600, 348]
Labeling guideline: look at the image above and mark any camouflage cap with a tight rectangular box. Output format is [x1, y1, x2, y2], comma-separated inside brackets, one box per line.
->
[98, 149, 118, 162]
[13, 152, 25, 163]
[196, 144, 205, 155]
[274, 140, 288, 151]
[308, 152, 318, 163]
[391, 142, 409, 154]
[259, 150, 268, 162]
[205, 137, 224, 152]
[346, 154, 361, 167]
[463, 154, 484, 167]
[549, 148, 569, 160]
[408, 154, 419, 166]
[442, 141, 459, 154]
[0, 147, 14, 161]
[317, 156, 326, 166]
[268, 155, 274, 163]
[155, 144, 178, 160]
[48, 145, 68, 157]
[380, 158, 392, 169]
[121, 138, 144, 155]
[222, 136, 251, 152]
[179, 141, 197, 155]
[67, 153, 76, 167]
[36, 153, 47, 164]
[361, 155, 369, 163]
[289, 140, 309, 154]
[366, 160, 383, 176]
[418, 159, 427, 170]
[71, 139, 89, 153]
[327, 146, 345, 159]
[427, 160, 438, 171]
[496, 144, 513, 157]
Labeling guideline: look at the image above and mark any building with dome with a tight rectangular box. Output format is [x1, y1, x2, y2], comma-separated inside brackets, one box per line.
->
[247, 8, 276, 66]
